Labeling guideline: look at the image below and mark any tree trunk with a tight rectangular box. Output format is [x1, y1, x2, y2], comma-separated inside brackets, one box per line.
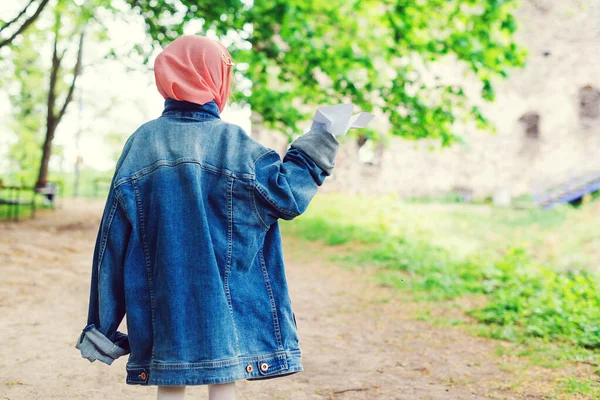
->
[37, 119, 57, 188]
[36, 28, 85, 188]
[37, 23, 60, 188]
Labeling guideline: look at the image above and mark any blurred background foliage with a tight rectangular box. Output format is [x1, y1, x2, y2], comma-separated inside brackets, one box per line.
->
[131, 0, 527, 143]
[0, 0, 526, 186]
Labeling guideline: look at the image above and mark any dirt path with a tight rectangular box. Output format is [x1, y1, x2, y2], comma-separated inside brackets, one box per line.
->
[0, 200, 588, 399]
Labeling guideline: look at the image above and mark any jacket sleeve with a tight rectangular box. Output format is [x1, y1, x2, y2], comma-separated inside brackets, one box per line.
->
[253, 124, 340, 227]
[75, 187, 131, 365]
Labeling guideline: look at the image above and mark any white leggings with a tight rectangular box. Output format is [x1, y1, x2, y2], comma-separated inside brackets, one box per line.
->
[157, 383, 236, 400]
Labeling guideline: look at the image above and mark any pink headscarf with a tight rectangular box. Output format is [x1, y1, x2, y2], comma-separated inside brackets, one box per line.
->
[154, 35, 234, 113]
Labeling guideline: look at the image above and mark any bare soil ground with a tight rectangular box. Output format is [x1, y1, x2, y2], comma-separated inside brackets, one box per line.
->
[0, 200, 595, 399]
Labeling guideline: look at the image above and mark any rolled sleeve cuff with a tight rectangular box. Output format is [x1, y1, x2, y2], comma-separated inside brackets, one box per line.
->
[75, 324, 130, 365]
[290, 124, 340, 175]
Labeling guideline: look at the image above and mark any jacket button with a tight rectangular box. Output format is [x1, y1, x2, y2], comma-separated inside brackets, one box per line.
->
[139, 372, 147, 380]
[260, 362, 269, 372]
[246, 364, 253, 373]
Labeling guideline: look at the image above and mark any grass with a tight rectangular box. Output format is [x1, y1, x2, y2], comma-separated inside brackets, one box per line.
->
[556, 377, 600, 398]
[282, 193, 600, 364]
[286, 193, 600, 271]
[0, 169, 110, 222]
[1, 168, 113, 201]
[0, 187, 52, 221]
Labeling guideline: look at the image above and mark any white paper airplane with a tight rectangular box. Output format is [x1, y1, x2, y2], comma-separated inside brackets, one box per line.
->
[311, 104, 374, 136]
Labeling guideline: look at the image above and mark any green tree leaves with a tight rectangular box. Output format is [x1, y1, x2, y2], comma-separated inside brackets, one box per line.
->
[130, 0, 526, 144]
[2, 0, 528, 183]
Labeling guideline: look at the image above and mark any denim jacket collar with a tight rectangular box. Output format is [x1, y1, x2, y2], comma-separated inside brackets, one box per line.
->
[161, 98, 221, 120]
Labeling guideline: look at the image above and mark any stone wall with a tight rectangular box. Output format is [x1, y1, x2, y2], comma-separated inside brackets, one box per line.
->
[255, 0, 600, 200]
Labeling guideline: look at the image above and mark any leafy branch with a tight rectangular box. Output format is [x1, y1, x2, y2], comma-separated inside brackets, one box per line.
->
[0, 0, 51, 49]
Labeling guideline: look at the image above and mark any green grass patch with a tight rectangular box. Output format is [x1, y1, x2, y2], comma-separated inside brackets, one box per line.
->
[0, 187, 52, 221]
[557, 377, 600, 397]
[283, 194, 600, 351]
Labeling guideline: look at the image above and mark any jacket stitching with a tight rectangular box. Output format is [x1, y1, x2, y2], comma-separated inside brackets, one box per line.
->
[257, 356, 288, 376]
[224, 177, 242, 356]
[259, 248, 284, 351]
[97, 195, 119, 276]
[114, 159, 255, 188]
[250, 183, 269, 231]
[159, 114, 219, 122]
[114, 188, 132, 226]
[133, 180, 157, 362]
[127, 349, 300, 369]
[252, 149, 275, 172]
[141, 368, 303, 386]
[252, 150, 299, 218]
[255, 184, 299, 219]
[88, 349, 99, 362]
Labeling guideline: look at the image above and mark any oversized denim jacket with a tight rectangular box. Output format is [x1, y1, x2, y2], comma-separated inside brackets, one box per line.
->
[75, 99, 339, 386]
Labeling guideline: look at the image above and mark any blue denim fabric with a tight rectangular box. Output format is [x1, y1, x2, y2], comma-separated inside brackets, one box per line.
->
[75, 99, 339, 386]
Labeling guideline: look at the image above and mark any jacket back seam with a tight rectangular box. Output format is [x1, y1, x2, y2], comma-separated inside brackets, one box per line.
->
[132, 179, 157, 363]
[114, 159, 255, 189]
[225, 176, 242, 356]
[259, 248, 284, 351]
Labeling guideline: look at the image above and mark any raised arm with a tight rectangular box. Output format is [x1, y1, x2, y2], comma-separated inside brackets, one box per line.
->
[253, 125, 339, 227]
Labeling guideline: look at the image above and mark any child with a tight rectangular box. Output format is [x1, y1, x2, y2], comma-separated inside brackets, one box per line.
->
[75, 35, 344, 400]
